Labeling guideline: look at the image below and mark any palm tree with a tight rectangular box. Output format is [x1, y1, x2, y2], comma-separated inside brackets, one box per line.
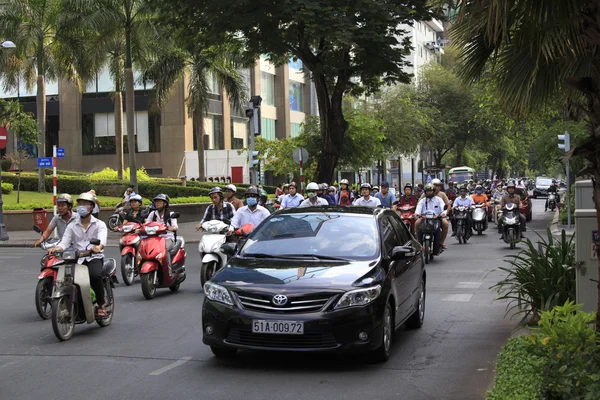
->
[449, 0, 600, 329]
[145, 42, 248, 180]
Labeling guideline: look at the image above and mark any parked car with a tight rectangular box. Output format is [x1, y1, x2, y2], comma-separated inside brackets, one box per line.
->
[202, 206, 426, 362]
[533, 177, 553, 198]
[516, 186, 533, 222]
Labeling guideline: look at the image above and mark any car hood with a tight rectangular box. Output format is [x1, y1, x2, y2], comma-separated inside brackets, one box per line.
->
[211, 257, 380, 290]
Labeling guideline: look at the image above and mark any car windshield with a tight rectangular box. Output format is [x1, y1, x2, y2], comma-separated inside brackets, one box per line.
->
[240, 212, 380, 261]
[536, 178, 552, 186]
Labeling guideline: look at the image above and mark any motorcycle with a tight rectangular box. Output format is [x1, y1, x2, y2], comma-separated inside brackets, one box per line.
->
[136, 215, 186, 300]
[397, 205, 415, 234]
[453, 206, 471, 244]
[50, 241, 118, 341]
[118, 221, 142, 286]
[33, 226, 62, 320]
[472, 203, 488, 235]
[108, 204, 151, 232]
[547, 193, 557, 212]
[499, 203, 522, 249]
[418, 211, 442, 264]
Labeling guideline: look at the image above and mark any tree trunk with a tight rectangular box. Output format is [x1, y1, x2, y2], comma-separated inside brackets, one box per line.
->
[36, 75, 46, 192]
[114, 91, 124, 180]
[194, 108, 206, 181]
[125, 22, 137, 191]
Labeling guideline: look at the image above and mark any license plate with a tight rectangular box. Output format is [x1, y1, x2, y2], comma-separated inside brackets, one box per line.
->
[252, 320, 304, 335]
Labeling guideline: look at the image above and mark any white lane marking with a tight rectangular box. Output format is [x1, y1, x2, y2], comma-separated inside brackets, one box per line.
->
[455, 282, 482, 289]
[442, 294, 473, 302]
[477, 368, 487, 372]
[149, 357, 192, 376]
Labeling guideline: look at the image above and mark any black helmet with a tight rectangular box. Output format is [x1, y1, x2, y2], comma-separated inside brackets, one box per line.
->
[153, 193, 170, 206]
[208, 187, 223, 197]
[245, 186, 259, 197]
[404, 183, 413, 190]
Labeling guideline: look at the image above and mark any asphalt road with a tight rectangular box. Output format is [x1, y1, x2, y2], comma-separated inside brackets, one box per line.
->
[0, 199, 553, 400]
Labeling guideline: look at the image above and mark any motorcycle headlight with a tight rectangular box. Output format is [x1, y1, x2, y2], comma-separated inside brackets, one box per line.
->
[334, 285, 381, 310]
[145, 226, 158, 235]
[505, 217, 517, 224]
[60, 250, 77, 261]
[204, 282, 234, 306]
[123, 225, 133, 233]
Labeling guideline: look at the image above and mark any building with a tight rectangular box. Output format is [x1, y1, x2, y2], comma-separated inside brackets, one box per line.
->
[0, 56, 317, 185]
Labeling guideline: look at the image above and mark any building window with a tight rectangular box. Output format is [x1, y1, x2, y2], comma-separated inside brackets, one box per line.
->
[261, 118, 276, 141]
[197, 114, 224, 150]
[288, 58, 303, 70]
[290, 122, 301, 138]
[260, 72, 275, 106]
[231, 117, 248, 150]
[289, 82, 304, 112]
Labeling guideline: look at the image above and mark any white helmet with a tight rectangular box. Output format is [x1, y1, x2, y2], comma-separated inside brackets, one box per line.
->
[225, 184, 237, 193]
[306, 182, 320, 191]
[431, 178, 442, 186]
[340, 179, 349, 185]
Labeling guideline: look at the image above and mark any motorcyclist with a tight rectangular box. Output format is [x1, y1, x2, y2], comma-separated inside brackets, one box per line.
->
[498, 182, 527, 237]
[353, 183, 382, 207]
[372, 186, 379, 195]
[337, 179, 354, 206]
[224, 184, 244, 210]
[393, 183, 418, 212]
[374, 181, 396, 208]
[471, 185, 489, 205]
[259, 189, 275, 213]
[278, 184, 290, 203]
[300, 182, 330, 207]
[466, 179, 475, 192]
[545, 179, 560, 211]
[445, 181, 457, 201]
[319, 183, 336, 204]
[197, 187, 236, 229]
[414, 184, 448, 248]
[146, 194, 181, 274]
[414, 183, 424, 198]
[231, 186, 271, 229]
[281, 182, 304, 208]
[50, 193, 108, 317]
[124, 194, 145, 224]
[35, 194, 77, 246]
[451, 187, 474, 237]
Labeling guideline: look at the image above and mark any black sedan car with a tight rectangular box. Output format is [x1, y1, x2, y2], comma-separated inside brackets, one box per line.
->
[202, 206, 426, 362]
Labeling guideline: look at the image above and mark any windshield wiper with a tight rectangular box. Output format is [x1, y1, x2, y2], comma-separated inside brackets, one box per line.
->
[278, 254, 352, 261]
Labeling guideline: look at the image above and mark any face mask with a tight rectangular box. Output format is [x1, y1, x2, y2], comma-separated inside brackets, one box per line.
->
[307, 192, 317, 199]
[246, 197, 257, 207]
[76, 205, 89, 217]
[476, 189, 483, 194]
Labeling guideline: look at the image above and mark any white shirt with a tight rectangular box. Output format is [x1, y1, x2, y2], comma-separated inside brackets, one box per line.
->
[353, 196, 382, 207]
[57, 216, 108, 263]
[415, 195, 446, 216]
[453, 196, 475, 208]
[231, 205, 271, 229]
[145, 210, 178, 241]
[299, 197, 329, 207]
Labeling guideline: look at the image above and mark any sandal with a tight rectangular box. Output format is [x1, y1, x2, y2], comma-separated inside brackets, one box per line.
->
[96, 308, 108, 318]
[441, 243, 448, 249]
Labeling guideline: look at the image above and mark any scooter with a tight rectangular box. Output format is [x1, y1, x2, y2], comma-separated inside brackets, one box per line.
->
[51, 241, 118, 341]
[499, 203, 522, 250]
[33, 226, 62, 320]
[118, 221, 142, 286]
[418, 211, 442, 264]
[472, 203, 488, 235]
[547, 193, 557, 212]
[108, 204, 151, 232]
[397, 205, 415, 234]
[136, 215, 186, 300]
[453, 206, 471, 244]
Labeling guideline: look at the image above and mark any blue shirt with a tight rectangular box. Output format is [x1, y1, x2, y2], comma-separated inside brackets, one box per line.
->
[281, 193, 304, 208]
[453, 196, 475, 208]
[374, 191, 396, 208]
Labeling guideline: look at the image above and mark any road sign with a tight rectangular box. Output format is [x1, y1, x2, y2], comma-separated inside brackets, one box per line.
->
[293, 147, 309, 165]
[56, 147, 65, 158]
[0, 126, 7, 150]
[37, 157, 52, 168]
[593, 230, 599, 243]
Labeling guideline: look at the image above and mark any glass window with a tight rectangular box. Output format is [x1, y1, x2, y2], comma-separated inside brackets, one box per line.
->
[289, 82, 304, 112]
[231, 117, 248, 150]
[380, 218, 402, 257]
[82, 113, 116, 155]
[290, 122, 301, 138]
[288, 58, 303, 70]
[207, 71, 221, 95]
[260, 72, 275, 106]
[241, 213, 380, 261]
[212, 114, 224, 150]
[261, 118, 276, 141]
[387, 215, 412, 244]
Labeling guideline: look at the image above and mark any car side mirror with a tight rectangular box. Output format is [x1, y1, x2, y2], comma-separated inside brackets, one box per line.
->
[391, 245, 415, 260]
[90, 239, 101, 245]
[220, 243, 236, 256]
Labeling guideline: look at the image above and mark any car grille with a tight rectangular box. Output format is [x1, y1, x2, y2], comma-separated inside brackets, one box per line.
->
[235, 292, 335, 313]
[226, 329, 338, 349]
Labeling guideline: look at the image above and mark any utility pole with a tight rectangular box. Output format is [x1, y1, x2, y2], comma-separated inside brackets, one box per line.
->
[558, 131, 571, 230]
[245, 96, 262, 185]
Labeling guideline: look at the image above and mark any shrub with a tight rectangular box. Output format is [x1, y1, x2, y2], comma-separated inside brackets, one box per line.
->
[1, 182, 13, 194]
[186, 180, 277, 194]
[89, 167, 153, 181]
[1, 158, 11, 171]
[168, 196, 212, 204]
[491, 228, 575, 319]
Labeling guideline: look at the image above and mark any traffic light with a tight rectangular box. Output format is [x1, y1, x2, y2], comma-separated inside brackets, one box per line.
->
[557, 132, 570, 152]
[249, 150, 259, 168]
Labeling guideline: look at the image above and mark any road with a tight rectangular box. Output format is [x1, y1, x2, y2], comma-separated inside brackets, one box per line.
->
[0, 199, 553, 400]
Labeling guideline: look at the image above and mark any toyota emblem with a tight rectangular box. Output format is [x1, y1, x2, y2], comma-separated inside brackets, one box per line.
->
[272, 294, 288, 306]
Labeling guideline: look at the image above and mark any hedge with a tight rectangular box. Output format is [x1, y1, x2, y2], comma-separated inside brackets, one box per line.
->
[1, 182, 13, 194]
[186, 180, 277, 194]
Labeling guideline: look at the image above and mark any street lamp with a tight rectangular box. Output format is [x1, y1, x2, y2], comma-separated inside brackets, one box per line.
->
[0, 39, 15, 241]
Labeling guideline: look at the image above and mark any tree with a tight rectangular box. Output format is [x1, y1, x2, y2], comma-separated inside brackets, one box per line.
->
[449, 0, 600, 330]
[152, 0, 434, 183]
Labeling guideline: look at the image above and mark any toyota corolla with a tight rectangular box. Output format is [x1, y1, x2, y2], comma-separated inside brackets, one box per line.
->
[202, 206, 426, 362]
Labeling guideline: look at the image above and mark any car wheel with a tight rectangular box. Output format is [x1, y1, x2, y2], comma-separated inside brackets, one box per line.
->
[210, 346, 238, 358]
[372, 301, 393, 363]
[406, 277, 425, 329]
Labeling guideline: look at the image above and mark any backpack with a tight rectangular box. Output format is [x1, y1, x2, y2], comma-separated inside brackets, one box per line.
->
[339, 192, 351, 206]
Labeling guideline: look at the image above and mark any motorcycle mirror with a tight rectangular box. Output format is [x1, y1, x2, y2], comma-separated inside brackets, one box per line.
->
[170, 212, 181, 219]
[220, 243, 236, 256]
[90, 239, 101, 245]
[33, 225, 42, 234]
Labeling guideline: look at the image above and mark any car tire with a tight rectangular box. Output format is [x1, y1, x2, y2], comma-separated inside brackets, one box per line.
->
[210, 346, 238, 358]
[371, 301, 394, 363]
[406, 277, 425, 330]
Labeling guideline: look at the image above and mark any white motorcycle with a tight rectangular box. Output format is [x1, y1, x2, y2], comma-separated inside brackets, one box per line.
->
[199, 220, 231, 288]
[472, 203, 488, 235]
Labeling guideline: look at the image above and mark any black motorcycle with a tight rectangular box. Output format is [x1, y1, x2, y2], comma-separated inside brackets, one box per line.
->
[108, 204, 151, 232]
[419, 211, 442, 263]
[499, 203, 522, 249]
[453, 206, 471, 244]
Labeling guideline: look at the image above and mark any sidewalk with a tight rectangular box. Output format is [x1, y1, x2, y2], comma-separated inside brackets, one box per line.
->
[0, 222, 204, 248]
[549, 209, 575, 237]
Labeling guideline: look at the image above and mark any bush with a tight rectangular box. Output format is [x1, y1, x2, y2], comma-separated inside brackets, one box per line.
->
[1, 158, 11, 171]
[491, 228, 575, 319]
[168, 196, 212, 204]
[186, 180, 277, 194]
[559, 185, 575, 225]
[88, 167, 153, 181]
[1, 182, 13, 194]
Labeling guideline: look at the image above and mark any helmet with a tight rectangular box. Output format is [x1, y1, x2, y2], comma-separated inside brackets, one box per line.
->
[475, 184, 483, 190]
[208, 187, 223, 197]
[506, 182, 516, 189]
[424, 183, 435, 192]
[57, 193, 73, 205]
[245, 186, 259, 196]
[404, 183, 413, 190]
[360, 183, 372, 190]
[259, 189, 268, 199]
[448, 181, 454, 185]
[77, 193, 96, 204]
[320, 183, 329, 191]
[225, 184, 237, 193]
[153, 193, 170, 205]
[381, 181, 390, 187]
[431, 178, 442, 186]
[340, 179, 349, 185]
[328, 186, 336, 194]
[283, 183, 290, 189]
[130, 194, 143, 203]
[372, 186, 379, 191]
[306, 182, 320, 191]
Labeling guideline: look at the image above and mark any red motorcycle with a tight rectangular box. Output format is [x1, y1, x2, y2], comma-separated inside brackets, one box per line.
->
[136, 216, 186, 300]
[33, 226, 63, 320]
[118, 221, 142, 286]
[397, 205, 416, 233]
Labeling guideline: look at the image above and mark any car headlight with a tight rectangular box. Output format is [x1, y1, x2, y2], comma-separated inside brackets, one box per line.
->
[204, 282, 234, 306]
[334, 285, 382, 310]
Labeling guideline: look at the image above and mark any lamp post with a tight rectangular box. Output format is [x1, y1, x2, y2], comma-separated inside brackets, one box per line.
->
[0, 39, 16, 241]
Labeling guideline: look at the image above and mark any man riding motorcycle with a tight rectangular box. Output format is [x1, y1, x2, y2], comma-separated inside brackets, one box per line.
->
[545, 179, 560, 211]
[498, 183, 527, 237]
[197, 187, 237, 230]
[225, 184, 244, 210]
[123, 194, 145, 224]
[445, 181, 457, 201]
[420, 179, 450, 247]
[49, 193, 108, 317]
[353, 183, 382, 207]
[415, 184, 448, 248]
[451, 187, 474, 236]
[374, 181, 396, 208]
[300, 182, 330, 207]
[393, 183, 418, 211]
[35, 194, 77, 246]
[231, 186, 271, 229]
[471, 185, 489, 205]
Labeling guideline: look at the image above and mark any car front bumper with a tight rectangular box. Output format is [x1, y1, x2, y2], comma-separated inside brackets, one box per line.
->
[202, 298, 383, 353]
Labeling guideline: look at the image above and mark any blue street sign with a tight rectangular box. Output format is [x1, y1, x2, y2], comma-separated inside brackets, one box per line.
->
[56, 147, 65, 158]
[593, 230, 599, 243]
[37, 157, 52, 168]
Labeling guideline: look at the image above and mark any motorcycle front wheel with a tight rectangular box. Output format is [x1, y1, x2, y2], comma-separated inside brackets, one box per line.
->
[121, 254, 135, 286]
[141, 272, 157, 300]
[35, 277, 54, 320]
[96, 282, 114, 327]
[108, 215, 121, 232]
[423, 239, 430, 264]
[457, 227, 464, 244]
[201, 261, 218, 289]
[52, 296, 75, 341]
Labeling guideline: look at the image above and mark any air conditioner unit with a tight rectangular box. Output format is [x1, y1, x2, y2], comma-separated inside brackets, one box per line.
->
[425, 42, 436, 50]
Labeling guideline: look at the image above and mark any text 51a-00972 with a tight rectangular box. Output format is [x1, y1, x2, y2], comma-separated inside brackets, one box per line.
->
[252, 320, 304, 335]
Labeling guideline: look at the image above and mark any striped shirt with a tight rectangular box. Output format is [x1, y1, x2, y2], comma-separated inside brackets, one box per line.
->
[200, 201, 236, 226]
